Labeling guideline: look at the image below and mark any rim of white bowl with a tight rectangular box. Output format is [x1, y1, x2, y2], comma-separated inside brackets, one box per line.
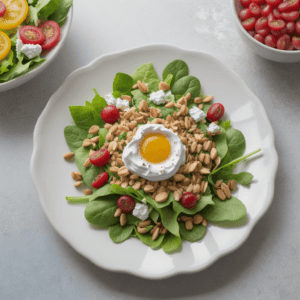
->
[0, 5, 73, 89]
[230, 0, 300, 54]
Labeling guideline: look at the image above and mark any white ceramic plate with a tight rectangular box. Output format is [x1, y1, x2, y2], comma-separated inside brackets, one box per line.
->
[0, 6, 73, 92]
[30, 44, 278, 279]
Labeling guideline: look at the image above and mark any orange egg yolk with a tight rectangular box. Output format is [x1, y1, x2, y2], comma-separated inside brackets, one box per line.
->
[140, 133, 171, 164]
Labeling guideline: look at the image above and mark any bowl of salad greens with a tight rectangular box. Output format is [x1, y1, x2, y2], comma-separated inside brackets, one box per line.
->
[0, 0, 73, 92]
[30, 45, 278, 279]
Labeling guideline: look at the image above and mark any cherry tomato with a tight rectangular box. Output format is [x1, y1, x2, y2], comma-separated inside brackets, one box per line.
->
[249, 3, 262, 17]
[90, 149, 110, 167]
[262, 4, 273, 16]
[278, 0, 300, 12]
[91, 172, 109, 189]
[277, 34, 288, 49]
[255, 17, 269, 30]
[101, 105, 120, 124]
[281, 10, 299, 20]
[254, 33, 265, 43]
[292, 36, 300, 49]
[267, 12, 276, 21]
[265, 34, 277, 47]
[286, 21, 295, 33]
[0, 1, 6, 17]
[295, 20, 300, 34]
[117, 195, 135, 213]
[252, 0, 266, 4]
[39, 20, 61, 51]
[286, 41, 295, 50]
[242, 17, 256, 30]
[180, 192, 197, 210]
[239, 8, 253, 21]
[266, 0, 282, 7]
[257, 27, 271, 36]
[247, 30, 256, 37]
[19, 26, 45, 45]
[207, 103, 225, 122]
[273, 8, 282, 18]
[269, 19, 286, 30]
[241, 0, 252, 8]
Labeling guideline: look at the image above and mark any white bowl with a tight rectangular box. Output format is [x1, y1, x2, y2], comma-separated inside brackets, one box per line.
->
[30, 44, 278, 279]
[231, 0, 300, 63]
[0, 6, 73, 92]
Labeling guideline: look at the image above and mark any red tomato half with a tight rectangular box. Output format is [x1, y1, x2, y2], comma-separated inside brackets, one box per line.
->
[207, 103, 225, 122]
[19, 26, 45, 45]
[265, 34, 277, 47]
[0, 1, 6, 17]
[278, 0, 300, 12]
[239, 8, 253, 21]
[90, 149, 110, 167]
[242, 17, 256, 30]
[255, 17, 268, 30]
[91, 172, 109, 189]
[257, 27, 271, 36]
[286, 21, 295, 33]
[292, 36, 300, 49]
[249, 3, 262, 17]
[39, 20, 61, 51]
[266, 0, 282, 7]
[295, 21, 300, 34]
[262, 4, 273, 16]
[241, 0, 252, 8]
[281, 11, 299, 21]
[269, 19, 286, 30]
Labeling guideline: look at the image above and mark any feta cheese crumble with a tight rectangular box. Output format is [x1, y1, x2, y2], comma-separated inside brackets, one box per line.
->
[104, 93, 116, 106]
[189, 106, 207, 122]
[19, 42, 42, 59]
[141, 198, 147, 204]
[116, 98, 130, 110]
[149, 90, 168, 105]
[207, 122, 220, 133]
[132, 203, 149, 221]
[16, 38, 24, 55]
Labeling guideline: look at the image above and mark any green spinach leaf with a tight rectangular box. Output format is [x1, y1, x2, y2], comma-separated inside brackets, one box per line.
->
[135, 229, 165, 250]
[179, 223, 206, 242]
[109, 224, 134, 243]
[132, 63, 160, 83]
[226, 128, 246, 160]
[161, 233, 182, 254]
[162, 60, 189, 87]
[201, 196, 247, 222]
[171, 76, 201, 100]
[113, 73, 134, 96]
[160, 205, 180, 237]
[84, 199, 118, 227]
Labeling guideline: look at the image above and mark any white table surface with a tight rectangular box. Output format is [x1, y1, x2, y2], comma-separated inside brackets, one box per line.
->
[1, 0, 299, 299]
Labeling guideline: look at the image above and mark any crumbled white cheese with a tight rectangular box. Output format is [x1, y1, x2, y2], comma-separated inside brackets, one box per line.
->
[189, 106, 207, 122]
[116, 98, 130, 110]
[104, 93, 116, 106]
[16, 38, 24, 55]
[141, 198, 146, 204]
[149, 90, 168, 105]
[132, 203, 149, 221]
[20, 43, 42, 59]
[207, 122, 220, 133]
[166, 91, 172, 96]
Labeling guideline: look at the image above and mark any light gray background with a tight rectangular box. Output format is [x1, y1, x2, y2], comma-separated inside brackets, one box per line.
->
[1, 0, 299, 299]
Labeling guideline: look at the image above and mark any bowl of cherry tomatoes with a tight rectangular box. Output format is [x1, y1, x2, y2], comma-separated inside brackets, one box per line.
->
[231, 0, 300, 62]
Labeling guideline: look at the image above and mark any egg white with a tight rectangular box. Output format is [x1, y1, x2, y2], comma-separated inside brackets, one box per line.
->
[122, 124, 186, 181]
